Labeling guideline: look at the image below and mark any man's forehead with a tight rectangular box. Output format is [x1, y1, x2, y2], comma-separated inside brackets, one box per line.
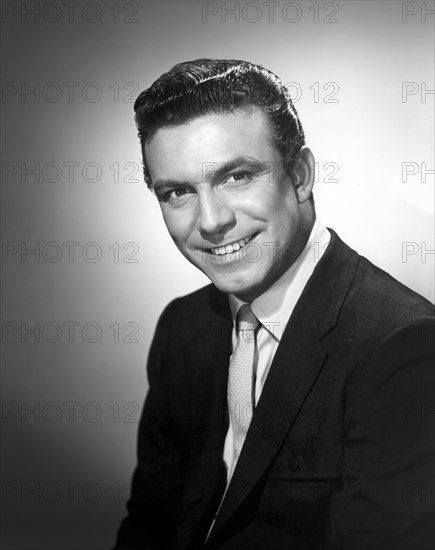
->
[144, 107, 277, 178]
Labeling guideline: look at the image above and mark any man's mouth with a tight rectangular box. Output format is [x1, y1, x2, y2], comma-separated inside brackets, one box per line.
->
[209, 234, 255, 256]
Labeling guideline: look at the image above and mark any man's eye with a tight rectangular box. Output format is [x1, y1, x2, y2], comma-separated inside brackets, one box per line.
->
[172, 188, 188, 197]
[227, 171, 252, 183]
[163, 188, 189, 201]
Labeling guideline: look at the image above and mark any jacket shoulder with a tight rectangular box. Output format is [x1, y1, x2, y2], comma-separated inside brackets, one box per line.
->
[315, 230, 433, 347]
[156, 284, 230, 339]
[347, 253, 434, 324]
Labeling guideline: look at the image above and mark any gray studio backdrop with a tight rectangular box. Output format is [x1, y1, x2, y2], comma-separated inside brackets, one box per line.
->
[1, 1, 434, 548]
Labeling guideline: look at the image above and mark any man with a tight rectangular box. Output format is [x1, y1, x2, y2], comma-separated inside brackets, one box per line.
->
[114, 59, 434, 549]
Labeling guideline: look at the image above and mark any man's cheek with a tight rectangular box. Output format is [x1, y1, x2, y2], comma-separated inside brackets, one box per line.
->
[163, 216, 187, 240]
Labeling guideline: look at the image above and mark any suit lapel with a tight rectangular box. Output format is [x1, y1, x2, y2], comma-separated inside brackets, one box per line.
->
[207, 229, 360, 544]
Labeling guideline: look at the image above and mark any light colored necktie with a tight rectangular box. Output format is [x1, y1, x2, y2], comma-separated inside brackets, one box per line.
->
[204, 305, 259, 544]
[227, 304, 259, 480]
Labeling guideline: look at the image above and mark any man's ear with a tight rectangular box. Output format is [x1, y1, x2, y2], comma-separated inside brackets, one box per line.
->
[290, 146, 315, 204]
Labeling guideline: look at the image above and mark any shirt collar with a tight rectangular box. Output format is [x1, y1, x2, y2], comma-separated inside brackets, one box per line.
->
[228, 219, 331, 342]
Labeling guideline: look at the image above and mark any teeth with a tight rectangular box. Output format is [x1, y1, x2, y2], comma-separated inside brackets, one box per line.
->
[210, 235, 253, 255]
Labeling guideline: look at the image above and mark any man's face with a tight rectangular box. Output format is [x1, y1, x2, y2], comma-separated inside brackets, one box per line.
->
[145, 108, 311, 302]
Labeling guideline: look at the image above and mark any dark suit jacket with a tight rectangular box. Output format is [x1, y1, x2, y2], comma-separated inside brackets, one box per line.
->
[114, 230, 435, 550]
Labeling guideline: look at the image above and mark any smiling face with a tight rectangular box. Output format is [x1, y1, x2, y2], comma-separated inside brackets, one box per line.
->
[145, 107, 315, 302]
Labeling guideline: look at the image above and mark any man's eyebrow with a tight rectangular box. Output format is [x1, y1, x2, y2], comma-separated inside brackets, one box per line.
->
[153, 178, 190, 192]
[205, 156, 272, 182]
[153, 156, 271, 191]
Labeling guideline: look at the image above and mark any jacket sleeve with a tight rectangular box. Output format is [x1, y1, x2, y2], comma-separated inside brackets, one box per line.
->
[323, 317, 435, 550]
[113, 300, 187, 550]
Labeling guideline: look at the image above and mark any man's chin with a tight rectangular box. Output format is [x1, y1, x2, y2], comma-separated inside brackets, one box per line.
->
[187, 255, 269, 300]
[208, 275, 262, 302]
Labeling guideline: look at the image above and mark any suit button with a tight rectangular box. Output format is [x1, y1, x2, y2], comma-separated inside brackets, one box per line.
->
[288, 456, 299, 471]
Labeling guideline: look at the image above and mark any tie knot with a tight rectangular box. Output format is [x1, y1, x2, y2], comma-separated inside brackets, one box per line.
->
[236, 304, 259, 332]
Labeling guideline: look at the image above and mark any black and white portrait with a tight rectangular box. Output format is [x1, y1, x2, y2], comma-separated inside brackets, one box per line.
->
[2, 2, 434, 549]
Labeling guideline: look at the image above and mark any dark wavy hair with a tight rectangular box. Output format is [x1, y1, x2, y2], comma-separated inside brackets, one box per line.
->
[134, 58, 306, 190]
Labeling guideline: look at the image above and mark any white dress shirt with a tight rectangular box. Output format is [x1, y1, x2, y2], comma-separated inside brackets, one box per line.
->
[223, 219, 331, 480]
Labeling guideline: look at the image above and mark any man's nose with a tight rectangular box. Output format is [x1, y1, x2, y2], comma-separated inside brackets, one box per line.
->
[197, 188, 235, 238]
